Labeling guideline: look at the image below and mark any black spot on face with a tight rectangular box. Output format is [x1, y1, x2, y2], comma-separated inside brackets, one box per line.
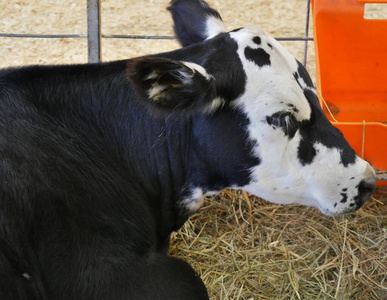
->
[340, 193, 348, 203]
[253, 36, 261, 45]
[342, 188, 347, 192]
[287, 103, 300, 113]
[244, 47, 271, 67]
[298, 141, 317, 165]
[334, 203, 337, 208]
[268, 43, 273, 49]
[350, 203, 355, 207]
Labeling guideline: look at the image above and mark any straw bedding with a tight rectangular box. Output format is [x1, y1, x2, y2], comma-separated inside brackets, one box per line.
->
[1, 1, 386, 299]
[172, 190, 387, 299]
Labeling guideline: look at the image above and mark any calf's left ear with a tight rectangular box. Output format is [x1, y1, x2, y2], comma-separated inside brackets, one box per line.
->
[168, 0, 227, 47]
[127, 57, 217, 112]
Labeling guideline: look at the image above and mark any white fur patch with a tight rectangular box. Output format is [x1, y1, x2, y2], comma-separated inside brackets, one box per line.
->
[182, 61, 212, 81]
[145, 71, 159, 80]
[181, 187, 222, 213]
[205, 15, 227, 39]
[204, 97, 225, 113]
[148, 84, 168, 100]
[182, 187, 204, 212]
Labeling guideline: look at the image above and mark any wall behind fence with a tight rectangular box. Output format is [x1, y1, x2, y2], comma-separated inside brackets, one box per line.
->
[0, 0, 316, 78]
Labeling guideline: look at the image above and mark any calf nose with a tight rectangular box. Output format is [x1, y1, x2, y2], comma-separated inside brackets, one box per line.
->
[355, 178, 376, 209]
[354, 164, 376, 209]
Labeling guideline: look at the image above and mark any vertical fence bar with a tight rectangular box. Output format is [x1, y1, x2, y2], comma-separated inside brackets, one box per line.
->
[303, 0, 311, 67]
[87, 0, 101, 63]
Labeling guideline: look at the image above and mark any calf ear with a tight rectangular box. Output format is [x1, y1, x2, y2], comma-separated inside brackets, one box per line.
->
[127, 57, 218, 112]
[168, 0, 227, 47]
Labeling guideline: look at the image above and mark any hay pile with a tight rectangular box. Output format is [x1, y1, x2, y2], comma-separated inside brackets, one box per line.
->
[1, 1, 386, 299]
[171, 190, 387, 299]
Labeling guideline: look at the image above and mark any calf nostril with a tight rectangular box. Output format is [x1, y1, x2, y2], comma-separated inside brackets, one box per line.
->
[359, 179, 376, 195]
[356, 178, 376, 208]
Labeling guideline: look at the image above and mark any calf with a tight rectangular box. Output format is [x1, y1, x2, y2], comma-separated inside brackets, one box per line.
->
[0, 0, 376, 299]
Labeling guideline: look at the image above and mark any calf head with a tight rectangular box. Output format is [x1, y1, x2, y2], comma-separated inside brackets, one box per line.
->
[127, 0, 376, 216]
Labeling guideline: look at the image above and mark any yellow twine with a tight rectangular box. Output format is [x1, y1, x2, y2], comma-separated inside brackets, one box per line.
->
[316, 89, 339, 123]
[362, 120, 366, 159]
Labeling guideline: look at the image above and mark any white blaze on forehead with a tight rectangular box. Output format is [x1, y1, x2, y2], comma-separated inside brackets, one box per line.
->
[205, 15, 227, 39]
[181, 61, 213, 81]
[229, 25, 311, 122]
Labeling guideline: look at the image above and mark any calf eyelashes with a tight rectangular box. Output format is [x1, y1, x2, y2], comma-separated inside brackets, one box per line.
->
[266, 111, 301, 138]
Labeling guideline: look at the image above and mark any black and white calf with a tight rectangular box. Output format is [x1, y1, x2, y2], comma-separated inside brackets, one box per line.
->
[0, 0, 376, 299]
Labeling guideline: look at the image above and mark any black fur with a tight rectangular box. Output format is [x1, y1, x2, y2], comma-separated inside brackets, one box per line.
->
[0, 11, 259, 298]
[295, 64, 357, 167]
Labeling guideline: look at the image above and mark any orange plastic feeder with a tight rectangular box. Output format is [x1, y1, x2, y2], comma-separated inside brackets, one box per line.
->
[312, 0, 387, 185]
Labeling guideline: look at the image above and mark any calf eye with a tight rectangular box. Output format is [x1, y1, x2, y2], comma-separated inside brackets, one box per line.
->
[266, 111, 300, 138]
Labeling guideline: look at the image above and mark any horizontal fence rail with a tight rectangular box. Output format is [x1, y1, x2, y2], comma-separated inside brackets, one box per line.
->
[0, 33, 313, 41]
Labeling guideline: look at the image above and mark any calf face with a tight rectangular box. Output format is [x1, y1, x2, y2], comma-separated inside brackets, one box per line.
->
[128, 0, 376, 216]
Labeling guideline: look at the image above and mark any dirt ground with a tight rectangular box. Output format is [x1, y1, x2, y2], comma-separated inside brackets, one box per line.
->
[0, 0, 316, 77]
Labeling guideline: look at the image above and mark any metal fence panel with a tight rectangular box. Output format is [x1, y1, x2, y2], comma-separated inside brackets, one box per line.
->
[0, 0, 312, 66]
